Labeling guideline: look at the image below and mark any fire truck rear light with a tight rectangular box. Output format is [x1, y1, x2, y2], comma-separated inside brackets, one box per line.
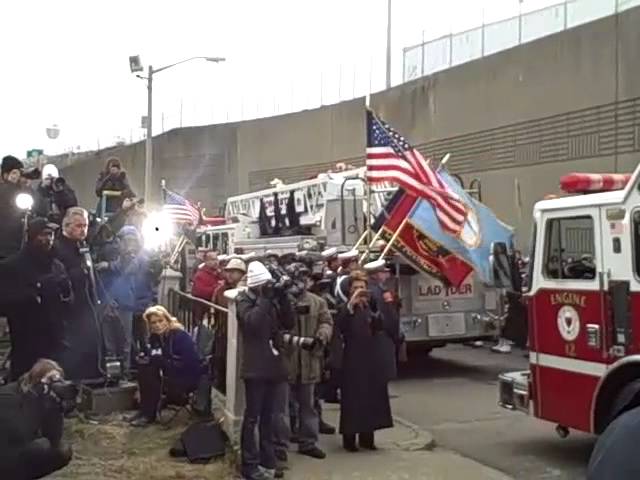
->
[586, 324, 601, 348]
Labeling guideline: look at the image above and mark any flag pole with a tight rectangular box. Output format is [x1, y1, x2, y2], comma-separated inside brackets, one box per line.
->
[365, 97, 373, 256]
[359, 226, 384, 264]
[379, 215, 410, 258]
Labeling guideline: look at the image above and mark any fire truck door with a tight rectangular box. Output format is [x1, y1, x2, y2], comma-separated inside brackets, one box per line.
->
[530, 208, 607, 432]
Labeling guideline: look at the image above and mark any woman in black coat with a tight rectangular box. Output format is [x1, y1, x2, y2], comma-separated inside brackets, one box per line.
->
[337, 270, 393, 452]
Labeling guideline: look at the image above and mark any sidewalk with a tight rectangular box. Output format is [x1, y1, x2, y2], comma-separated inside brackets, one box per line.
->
[286, 405, 513, 480]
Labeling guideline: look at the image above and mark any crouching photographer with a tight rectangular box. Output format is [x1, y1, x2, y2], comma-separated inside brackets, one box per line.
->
[237, 261, 294, 480]
[277, 262, 333, 461]
[129, 305, 202, 427]
[0, 359, 75, 480]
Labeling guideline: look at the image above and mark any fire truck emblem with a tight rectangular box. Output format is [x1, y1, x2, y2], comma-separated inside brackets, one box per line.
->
[556, 305, 580, 342]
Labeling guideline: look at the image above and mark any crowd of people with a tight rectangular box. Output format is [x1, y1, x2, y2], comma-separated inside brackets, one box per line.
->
[0, 152, 404, 479]
[220, 247, 403, 480]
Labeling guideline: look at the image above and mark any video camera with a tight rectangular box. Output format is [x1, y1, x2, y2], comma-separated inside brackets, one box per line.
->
[48, 379, 79, 415]
[22, 167, 41, 181]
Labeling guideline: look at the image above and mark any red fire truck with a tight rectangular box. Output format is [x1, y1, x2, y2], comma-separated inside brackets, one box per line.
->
[497, 171, 640, 438]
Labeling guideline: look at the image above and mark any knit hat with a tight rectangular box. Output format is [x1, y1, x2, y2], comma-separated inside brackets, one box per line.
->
[1, 156, 24, 175]
[28, 217, 58, 240]
[246, 261, 273, 288]
[117, 225, 142, 242]
[225, 258, 247, 273]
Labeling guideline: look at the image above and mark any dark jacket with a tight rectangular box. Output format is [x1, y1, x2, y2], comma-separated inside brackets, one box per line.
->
[33, 182, 78, 225]
[369, 282, 401, 382]
[95, 171, 133, 213]
[283, 291, 333, 384]
[148, 329, 203, 390]
[132, 251, 162, 314]
[0, 382, 64, 461]
[236, 290, 295, 381]
[337, 303, 393, 435]
[0, 246, 73, 379]
[97, 254, 137, 312]
[0, 181, 26, 259]
[588, 405, 640, 480]
[54, 236, 101, 380]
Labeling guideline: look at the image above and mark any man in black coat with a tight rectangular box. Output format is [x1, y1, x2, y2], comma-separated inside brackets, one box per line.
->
[0, 155, 28, 260]
[236, 261, 295, 480]
[0, 359, 73, 479]
[54, 207, 102, 381]
[0, 218, 73, 380]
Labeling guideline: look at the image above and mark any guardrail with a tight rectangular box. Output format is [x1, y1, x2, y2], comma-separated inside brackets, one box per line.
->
[166, 288, 229, 395]
[403, 0, 640, 82]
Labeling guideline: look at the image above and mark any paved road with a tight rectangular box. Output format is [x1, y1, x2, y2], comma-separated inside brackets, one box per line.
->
[389, 344, 594, 480]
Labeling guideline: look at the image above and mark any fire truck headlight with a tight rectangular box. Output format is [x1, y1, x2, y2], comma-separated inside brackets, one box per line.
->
[442, 300, 451, 311]
[15, 193, 34, 211]
[142, 210, 174, 250]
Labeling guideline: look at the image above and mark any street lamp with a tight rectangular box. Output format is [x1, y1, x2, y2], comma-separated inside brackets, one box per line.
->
[129, 55, 226, 204]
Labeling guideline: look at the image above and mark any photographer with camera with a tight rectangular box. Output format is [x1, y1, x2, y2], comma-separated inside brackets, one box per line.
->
[336, 269, 393, 452]
[0, 359, 74, 479]
[237, 261, 294, 480]
[33, 164, 78, 226]
[276, 262, 332, 461]
[0, 218, 73, 380]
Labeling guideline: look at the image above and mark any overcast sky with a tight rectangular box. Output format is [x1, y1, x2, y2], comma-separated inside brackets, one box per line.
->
[0, 0, 564, 158]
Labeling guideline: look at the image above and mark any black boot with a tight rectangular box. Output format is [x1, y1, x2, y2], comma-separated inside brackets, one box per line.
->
[342, 434, 358, 452]
[359, 432, 376, 450]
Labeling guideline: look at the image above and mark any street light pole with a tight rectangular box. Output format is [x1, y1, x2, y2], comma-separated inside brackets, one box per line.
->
[135, 56, 225, 204]
[145, 65, 153, 204]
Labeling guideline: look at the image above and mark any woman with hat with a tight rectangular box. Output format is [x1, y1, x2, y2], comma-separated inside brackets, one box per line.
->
[336, 269, 394, 452]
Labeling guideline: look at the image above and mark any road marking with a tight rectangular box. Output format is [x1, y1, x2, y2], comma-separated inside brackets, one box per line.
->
[529, 352, 607, 377]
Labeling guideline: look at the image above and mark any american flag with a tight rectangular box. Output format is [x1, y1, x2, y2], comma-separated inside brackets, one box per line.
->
[366, 110, 467, 236]
[162, 190, 200, 225]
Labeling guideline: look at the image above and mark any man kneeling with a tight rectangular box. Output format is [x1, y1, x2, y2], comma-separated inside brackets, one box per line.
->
[130, 305, 202, 427]
[0, 359, 74, 480]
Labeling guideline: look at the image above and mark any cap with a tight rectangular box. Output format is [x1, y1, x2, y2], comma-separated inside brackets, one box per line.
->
[363, 259, 390, 273]
[28, 217, 58, 239]
[218, 254, 229, 262]
[1, 156, 24, 175]
[246, 261, 273, 288]
[264, 250, 280, 258]
[338, 249, 359, 261]
[225, 258, 247, 273]
[321, 247, 338, 259]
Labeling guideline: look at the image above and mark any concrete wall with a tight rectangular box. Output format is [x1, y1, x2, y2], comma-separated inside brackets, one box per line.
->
[236, 98, 365, 191]
[57, 7, 640, 250]
[53, 123, 238, 215]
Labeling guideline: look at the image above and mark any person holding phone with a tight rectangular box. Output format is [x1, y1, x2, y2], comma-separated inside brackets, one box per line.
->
[336, 269, 393, 452]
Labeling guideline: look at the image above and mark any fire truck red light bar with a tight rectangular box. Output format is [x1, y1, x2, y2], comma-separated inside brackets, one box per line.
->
[560, 173, 632, 194]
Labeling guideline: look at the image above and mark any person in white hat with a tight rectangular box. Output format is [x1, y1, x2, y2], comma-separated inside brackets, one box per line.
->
[321, 247, 340, 275]
[337, 249, 359, 275]
[211, 257, 247, 393]
[236, 261, 295, 480]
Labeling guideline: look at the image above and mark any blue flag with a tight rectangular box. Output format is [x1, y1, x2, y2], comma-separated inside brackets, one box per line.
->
[408, 170, 514, 284]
